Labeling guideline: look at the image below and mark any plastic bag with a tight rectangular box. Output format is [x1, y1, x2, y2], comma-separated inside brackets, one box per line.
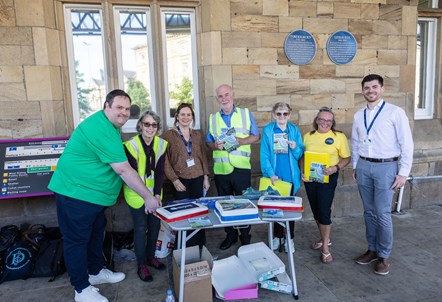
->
[155, 222, 176, 259]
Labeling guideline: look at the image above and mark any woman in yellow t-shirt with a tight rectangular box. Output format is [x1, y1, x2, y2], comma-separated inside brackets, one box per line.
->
[301, 107, 351, 264]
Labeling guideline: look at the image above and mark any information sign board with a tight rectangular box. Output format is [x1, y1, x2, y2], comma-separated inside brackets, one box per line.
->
[284, 30, 317, 65]
[1, 137, 68, 200]
[326, 30, 357, 65]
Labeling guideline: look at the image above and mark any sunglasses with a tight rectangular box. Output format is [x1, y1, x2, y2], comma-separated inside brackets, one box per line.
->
[317, 118, 333, 123]
[142, 122, 158, 128]
[276, 112, 290, 117]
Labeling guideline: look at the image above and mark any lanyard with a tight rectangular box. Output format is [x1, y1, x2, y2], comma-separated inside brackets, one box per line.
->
[364, 101, 385, 136]
[177, 126, 192, 156]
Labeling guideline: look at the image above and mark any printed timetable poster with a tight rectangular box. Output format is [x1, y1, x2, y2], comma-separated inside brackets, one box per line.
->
[1, 137, 68, 200]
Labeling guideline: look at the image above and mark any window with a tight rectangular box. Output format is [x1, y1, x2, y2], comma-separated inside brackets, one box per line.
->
[64, 5, 106, 126]
[64, 4, 200, 129]
[415, 18, 437, 119]
[161, 9, 200, 128]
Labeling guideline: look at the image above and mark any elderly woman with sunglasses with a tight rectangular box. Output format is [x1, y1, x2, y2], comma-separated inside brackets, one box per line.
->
[260, 102, 304, 253]
[301, 107, 351, 264]
[123, 111, 168, 282]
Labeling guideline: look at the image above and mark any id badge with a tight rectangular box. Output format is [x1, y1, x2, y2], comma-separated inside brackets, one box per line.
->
[186, 157, 195, 167]
[360, 139, 370, 154]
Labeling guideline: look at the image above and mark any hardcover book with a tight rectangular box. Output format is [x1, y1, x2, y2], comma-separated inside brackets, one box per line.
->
[156, 202, 208, 223]
[257, 196, 303, 212]
[215, 199, 259, 222]
[304, 151, 330, 183]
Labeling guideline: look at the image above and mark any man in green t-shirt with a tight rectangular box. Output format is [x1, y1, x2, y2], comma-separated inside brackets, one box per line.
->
[48, 89, 158, 302]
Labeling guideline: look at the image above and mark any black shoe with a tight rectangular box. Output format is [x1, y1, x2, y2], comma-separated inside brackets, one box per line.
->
[220, 237, 237, 250]
[239, 234, 251, 245]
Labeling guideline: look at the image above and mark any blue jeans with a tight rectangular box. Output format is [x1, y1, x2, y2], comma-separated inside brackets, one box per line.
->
[128, 206, 160, 265]
[55, 193, 105, 292]
[355, 159, 397, 259]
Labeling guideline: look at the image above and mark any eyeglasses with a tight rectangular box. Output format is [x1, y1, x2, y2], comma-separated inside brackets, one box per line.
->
[275, 112, 290, 117]
[142, 122, 158, 128]
[317, 118, 333, 123]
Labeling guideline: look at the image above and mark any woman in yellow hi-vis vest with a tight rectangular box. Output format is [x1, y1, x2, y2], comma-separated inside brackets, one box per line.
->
[123, 111, 168, 282]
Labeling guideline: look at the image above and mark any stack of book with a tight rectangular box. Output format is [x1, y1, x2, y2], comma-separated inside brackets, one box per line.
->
[257, 196, 303, 212]
[156, 202, 208, 223]
[214, 199, 259, 223]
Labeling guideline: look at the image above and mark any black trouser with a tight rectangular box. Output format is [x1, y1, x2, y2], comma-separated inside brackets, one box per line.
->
[172, 175, 206, 247]
[214, 168, 251, 242]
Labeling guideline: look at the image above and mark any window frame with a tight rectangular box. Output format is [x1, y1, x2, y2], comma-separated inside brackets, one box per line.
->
[64, 4, 108, 128]
[160, 7, 200, 129]
[113, 6, 158, 114]
[63, 3, 201, 129]
[415, 17, 438, 120]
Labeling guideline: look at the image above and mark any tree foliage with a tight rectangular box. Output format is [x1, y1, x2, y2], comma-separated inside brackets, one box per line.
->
[169, 77, 193, 105]
[75, 61, 93, 119]
[127, 78, 151, 112]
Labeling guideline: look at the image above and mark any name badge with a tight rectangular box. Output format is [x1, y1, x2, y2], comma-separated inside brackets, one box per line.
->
[363, 138, 372, 145]
[186, 157, 195, 167]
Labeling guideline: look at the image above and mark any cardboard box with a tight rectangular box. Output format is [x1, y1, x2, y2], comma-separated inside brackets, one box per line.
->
[173, 245, 213, 302]
[238, 242, 285, 282]
[212, 255, 258, 300]
[212, 242, 286, 300]
[260, 272, 293, 294]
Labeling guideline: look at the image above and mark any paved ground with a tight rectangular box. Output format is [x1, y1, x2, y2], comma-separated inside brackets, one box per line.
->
[1, 204, 442, 302]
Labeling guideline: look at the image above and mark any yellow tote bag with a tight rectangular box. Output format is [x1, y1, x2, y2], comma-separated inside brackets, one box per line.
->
[259, 177, 292, 196]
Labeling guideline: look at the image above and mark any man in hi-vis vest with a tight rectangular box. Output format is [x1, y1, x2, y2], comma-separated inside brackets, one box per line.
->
[206, 84, 260, 250]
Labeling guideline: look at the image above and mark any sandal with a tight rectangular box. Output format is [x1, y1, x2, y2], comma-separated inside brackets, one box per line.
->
[321, 251, 333, 264]
[310, 239, 332, 250]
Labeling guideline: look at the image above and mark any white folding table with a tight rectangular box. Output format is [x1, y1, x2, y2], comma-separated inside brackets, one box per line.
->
[162, 207, 302, 301]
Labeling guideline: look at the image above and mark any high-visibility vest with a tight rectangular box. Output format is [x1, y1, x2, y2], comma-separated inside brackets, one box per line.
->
[209, 107, 252, 175]
[123, 135, 168, 209]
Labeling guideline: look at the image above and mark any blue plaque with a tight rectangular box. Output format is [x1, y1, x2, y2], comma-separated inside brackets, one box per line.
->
[284, 30, 317, 65]
[326, 30, 357, 65]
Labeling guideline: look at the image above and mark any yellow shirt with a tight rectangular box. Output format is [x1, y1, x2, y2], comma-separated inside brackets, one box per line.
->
[303, 130, 351, 166]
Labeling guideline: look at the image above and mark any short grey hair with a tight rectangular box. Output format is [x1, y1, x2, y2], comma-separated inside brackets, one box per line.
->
[136, 110, 162, 134]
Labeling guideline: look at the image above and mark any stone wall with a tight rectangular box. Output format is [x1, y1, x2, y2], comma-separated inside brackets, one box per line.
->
[1, 0, 442, 230]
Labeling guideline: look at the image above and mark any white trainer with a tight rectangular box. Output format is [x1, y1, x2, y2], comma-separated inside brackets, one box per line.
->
[75, 285, 108, 302]
[285, 239, 295, 253]
[89, 268, 125, 285]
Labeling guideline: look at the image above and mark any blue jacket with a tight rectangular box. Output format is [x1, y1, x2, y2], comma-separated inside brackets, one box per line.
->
[260, 122, 304, 194]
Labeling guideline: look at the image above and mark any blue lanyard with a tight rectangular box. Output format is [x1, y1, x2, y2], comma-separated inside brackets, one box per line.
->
[177, 126, 192, 156]
[364, 101, 385, 136]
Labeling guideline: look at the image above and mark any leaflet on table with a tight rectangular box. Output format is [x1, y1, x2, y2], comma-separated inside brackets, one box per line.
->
[261, 209, 284, 219]
[273, 133, 288, 154]
[156, 202, 208, 223]
[216, 127, 240, 152]
[188, 215, 213, 228]
[304, 151, 330, 183]
[257, 196, 303, 212]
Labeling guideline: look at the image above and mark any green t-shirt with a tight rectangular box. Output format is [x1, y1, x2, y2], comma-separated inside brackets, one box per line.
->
[48, 111, 127, 206]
